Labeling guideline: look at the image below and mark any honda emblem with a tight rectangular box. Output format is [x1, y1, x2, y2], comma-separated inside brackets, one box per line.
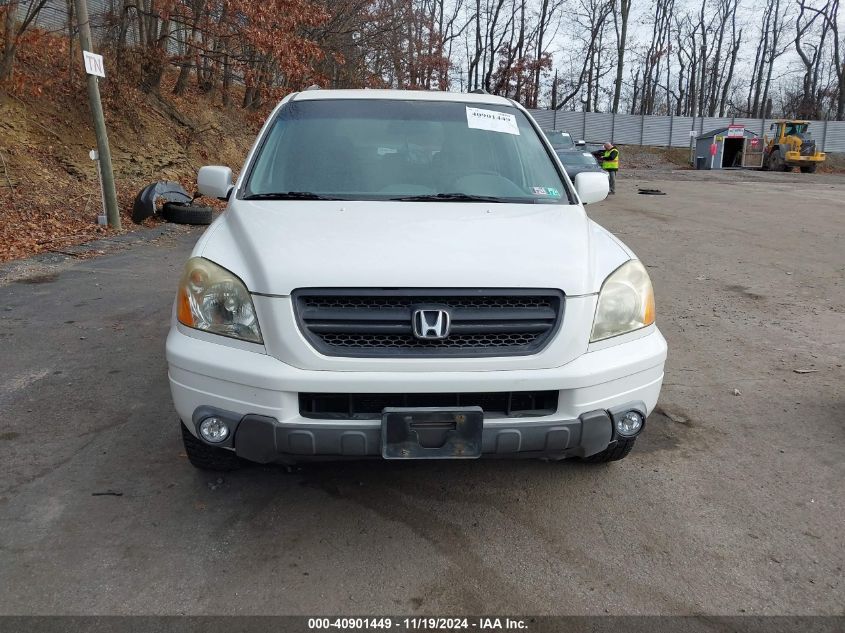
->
[412, 309, 451, 340]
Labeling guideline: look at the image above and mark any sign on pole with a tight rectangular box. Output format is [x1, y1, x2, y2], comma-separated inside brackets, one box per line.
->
[75, 0, 120, 230]
[83, 50, 105, 78]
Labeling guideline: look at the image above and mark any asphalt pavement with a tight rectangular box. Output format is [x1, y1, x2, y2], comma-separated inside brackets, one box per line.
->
[0, 170, 843, 615]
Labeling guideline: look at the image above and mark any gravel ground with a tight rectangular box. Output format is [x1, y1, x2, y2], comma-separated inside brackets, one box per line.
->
[0, 170, 843, 616]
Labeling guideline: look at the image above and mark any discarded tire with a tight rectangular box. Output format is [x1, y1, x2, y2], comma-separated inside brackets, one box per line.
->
[161, 201, 214, 225]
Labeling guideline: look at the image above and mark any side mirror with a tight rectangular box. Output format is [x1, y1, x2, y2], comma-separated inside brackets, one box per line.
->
[574, 171, 609, 205]
[575, 139, 586, 147]
[197, 166, 234, 200]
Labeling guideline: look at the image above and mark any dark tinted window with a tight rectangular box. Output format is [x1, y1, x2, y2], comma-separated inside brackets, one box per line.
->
[543, 130, 575, 150]
[558, 152, 598, 166]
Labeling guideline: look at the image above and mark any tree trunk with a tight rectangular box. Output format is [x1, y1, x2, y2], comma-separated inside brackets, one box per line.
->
[630, 68, 640, 115]
[760, 0, 783, 119]
[243, 85, 256, 109]
[0, 0, 21, 83]
[222, 54, 231, 106]
[174, 61, 191, 95]
[611, 0, 630, 114]
[532, 0, 550, 108]
[173, 15, 190, 95]
[719, 33, 741, 116]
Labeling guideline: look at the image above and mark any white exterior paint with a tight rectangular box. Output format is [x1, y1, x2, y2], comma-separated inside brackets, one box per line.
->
[166, 89, 668, 458]
[167, 324, 667, 426]
[199, 203, 627, 298]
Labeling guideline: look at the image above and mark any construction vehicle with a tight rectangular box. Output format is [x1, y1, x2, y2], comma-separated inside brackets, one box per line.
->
[762, 120, 826, 173]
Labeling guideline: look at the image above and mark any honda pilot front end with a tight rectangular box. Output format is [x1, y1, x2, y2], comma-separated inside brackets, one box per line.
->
[166, 89, 667, 470]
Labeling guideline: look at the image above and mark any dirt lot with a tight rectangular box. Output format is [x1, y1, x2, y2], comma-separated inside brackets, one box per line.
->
[0, 169, 842, 616]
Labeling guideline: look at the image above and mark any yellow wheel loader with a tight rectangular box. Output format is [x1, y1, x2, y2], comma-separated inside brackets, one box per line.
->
[762, 120, 826, 173]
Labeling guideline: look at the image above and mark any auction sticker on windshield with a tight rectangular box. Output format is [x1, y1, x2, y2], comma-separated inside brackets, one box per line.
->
[466, 106, 520, 135]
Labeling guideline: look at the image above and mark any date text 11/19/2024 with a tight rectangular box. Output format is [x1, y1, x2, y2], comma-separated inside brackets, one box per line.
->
[307, 617, 529, 630]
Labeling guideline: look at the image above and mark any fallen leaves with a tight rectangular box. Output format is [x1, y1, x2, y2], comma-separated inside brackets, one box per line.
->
[1, 38, 259, 264]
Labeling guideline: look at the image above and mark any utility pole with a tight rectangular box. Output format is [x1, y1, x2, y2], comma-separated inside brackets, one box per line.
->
[74, 0, 120, 229]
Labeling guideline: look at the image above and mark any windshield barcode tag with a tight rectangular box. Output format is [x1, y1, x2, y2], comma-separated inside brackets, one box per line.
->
[466, 106, 520, 135]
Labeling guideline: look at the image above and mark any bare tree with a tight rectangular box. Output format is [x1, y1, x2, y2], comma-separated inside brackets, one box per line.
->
[610, 0, 630, 113]
[795, 0, 832, 118]
[553, 0, 611, 110]
[716, 0, 742, 116]
[803, 0, 843, 119]
[530, 0, 556, 107]
[747, 0, 792, 117]
[0, 0, 48, 83]
[637, 0, 674, 114]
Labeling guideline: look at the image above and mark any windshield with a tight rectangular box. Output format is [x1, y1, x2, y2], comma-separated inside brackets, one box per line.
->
[543, 130, 574, 150]
[558, 152, 598, 166]
[244, 99, 570, 203]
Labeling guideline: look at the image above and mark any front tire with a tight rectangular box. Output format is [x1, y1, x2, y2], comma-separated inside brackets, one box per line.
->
[581, 437, 636, 463]
[181, 422, 243, 471]
[767, 149, 792, 172]
[776, 151, 793, 172]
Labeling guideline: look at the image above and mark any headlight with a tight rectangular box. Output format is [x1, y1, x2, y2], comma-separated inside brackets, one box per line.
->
[590, 259, 655, 342]
[176, 257, 262, 344]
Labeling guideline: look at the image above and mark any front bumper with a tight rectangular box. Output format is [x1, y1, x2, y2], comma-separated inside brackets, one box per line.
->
[784, 151, 825, 162]
[167, 326, 667, 461]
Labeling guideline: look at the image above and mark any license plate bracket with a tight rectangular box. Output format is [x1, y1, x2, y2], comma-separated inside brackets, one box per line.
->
[381, 407, 483, 459]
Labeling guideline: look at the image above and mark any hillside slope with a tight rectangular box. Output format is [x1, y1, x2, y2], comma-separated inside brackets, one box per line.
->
[0, 36, 261, 262]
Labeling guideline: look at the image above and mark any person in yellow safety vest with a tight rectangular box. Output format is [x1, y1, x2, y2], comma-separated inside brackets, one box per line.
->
[597, 142, 619, 195]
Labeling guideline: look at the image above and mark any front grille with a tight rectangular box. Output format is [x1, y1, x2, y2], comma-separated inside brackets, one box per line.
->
[292, 288, 564, 357]
[800, 140, 817, 156]
[299, 391, 559, 420]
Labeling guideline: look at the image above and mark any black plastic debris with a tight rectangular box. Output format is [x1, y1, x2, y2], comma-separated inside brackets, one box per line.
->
[638, 188, 666, 195]
[131, 180, 192, 223]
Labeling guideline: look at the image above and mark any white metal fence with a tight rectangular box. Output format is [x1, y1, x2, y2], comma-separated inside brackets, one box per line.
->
[528, 109, 845, 153]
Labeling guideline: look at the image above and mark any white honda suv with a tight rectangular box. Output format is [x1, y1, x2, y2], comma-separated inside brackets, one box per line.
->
[166, 89, 667, 470]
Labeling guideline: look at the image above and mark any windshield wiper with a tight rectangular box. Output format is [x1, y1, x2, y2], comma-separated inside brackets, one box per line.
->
[243, 191, 346, 200]
[390, 193, 511, 203]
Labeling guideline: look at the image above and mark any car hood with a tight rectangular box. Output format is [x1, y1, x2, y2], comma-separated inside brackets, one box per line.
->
[197, 200, 629, 296]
